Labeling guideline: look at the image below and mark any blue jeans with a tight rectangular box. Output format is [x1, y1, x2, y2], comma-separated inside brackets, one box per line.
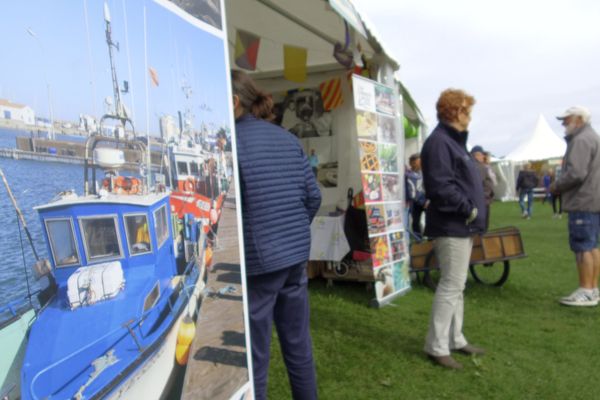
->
[247, 263, 317, 400]
[518, 189, 534, 216]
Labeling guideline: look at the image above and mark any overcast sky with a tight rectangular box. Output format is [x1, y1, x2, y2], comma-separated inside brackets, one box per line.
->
[353, 0, 600, 156]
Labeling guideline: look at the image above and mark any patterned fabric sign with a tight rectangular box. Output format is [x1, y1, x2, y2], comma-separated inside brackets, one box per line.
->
[319, 77, 343, 111]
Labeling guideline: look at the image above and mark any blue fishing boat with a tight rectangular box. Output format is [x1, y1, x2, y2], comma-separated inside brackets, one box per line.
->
[19, 136, 206, 399]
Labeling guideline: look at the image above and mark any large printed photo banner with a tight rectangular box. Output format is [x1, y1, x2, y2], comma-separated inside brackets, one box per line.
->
[352, 75, 410, 305]
[0, 1, 251, 398]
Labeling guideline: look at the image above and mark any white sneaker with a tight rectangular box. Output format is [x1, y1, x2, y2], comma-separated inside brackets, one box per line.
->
[560, 288, 599, 307]
[522, 211, 528, 218]
[593, 288, 599, 301]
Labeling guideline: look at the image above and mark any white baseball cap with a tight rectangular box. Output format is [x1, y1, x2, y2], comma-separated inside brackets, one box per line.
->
[556, 106, 591, 121]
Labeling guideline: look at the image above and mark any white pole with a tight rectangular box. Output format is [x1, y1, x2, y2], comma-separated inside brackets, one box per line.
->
[27, 28, 55, 140]
[83, 0, 98, 122]
[122, 0, 136, 124]
[143, 5, 151, 190]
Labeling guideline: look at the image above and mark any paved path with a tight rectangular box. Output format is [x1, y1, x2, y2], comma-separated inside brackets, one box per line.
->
[181, 188, 251, 400]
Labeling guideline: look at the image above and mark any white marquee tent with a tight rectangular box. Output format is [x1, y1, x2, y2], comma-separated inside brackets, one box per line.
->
[494, 114, 565, 201]
[504, 114, 566, 162]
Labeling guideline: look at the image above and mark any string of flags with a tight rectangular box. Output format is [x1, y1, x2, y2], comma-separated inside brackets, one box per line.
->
[233, 27, 371, 83]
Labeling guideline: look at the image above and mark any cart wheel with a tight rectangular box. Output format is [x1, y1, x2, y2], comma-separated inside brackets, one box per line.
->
[422, 251, 440, 291]
[469, 260, 510, 286]
[334, 261, 349, 277]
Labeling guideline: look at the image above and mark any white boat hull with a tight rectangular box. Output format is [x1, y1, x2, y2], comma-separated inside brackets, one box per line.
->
[109, 268, 205, 400]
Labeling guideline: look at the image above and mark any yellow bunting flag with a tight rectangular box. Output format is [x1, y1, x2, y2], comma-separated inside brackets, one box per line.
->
[283, 45, 307, 83]
[319, 77, 343, 111]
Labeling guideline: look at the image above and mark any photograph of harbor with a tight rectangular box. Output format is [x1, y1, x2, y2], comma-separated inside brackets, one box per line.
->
[0, 1, 251, 399]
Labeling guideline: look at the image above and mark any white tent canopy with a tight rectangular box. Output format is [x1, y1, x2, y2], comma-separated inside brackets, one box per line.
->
[504, 114, 566, 161]
[226, 0, 398, 77]
[493, 114, 566, 201]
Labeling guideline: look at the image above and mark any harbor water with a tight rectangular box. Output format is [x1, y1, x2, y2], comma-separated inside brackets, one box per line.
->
[0, 128, 84, 305]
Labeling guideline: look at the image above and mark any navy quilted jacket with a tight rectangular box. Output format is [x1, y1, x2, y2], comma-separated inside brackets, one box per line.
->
[235, 114, 322, 275]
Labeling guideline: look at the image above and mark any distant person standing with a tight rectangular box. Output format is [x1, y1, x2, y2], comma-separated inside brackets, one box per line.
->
[471, 145, 494, 231]
[550, 106, 600, 307]
[407, 153, 426, 236]
[483, 151, 497, 187]
[551, 167, 563, 218]
[232, 70, 321, 398]
[309, 148, 319, 177]
[516, 163, 538, 218]
[542, 170, 552, 204]
[421, 88, 486, 369]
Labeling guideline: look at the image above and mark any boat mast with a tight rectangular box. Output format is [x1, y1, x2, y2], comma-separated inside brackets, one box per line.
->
[104, 3, 125, 140]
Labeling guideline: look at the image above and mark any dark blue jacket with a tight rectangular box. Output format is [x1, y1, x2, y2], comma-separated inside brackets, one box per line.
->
[421, 122, 486, 237]
[235, 114, 322, 275]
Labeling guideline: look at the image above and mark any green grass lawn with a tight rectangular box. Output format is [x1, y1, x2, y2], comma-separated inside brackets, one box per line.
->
[267, 201, 600, 399]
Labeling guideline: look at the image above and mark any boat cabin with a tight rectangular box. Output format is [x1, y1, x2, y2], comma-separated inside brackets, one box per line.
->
[35, 192, 176, 290]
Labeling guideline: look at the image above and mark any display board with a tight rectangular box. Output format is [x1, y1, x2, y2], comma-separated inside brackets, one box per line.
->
[352, 75, 410, 306]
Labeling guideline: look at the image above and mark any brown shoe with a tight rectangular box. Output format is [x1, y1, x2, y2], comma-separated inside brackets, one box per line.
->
[427, 354, 463, 369]
[454, 344, 486, 356]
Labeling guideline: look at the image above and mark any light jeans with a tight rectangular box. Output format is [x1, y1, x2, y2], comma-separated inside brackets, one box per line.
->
[424, 237, 473, 356]
[518, 189, 534, 216]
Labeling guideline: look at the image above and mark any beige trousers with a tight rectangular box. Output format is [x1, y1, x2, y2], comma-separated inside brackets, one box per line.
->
[424, 236, 473, 356]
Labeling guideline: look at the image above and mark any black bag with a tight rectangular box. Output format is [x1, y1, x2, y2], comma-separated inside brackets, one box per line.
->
[343, 188, 370, 253]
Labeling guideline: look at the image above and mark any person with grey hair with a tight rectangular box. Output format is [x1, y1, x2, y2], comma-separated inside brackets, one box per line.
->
[550, 106, 600, 306]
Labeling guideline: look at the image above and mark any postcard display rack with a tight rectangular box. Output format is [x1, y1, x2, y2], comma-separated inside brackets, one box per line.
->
[343, 75, 411, 307]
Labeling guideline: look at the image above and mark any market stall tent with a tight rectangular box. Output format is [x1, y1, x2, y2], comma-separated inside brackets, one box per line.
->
[224, 0, 423, 306]
[224, 0, 423, 209]
[224, 0, 426, 151]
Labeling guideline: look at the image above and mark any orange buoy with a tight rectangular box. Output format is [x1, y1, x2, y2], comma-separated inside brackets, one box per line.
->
[204, 245, 213, 268]
[129, 177, 140, 194]
[175, 344, 190, 366]
[184, 178, 195, 192]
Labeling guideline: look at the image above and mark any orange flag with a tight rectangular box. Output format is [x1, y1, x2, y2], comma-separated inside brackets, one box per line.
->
[148, 67, 159, 86]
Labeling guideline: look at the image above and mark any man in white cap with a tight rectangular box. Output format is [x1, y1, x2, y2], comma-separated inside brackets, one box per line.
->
[550, 106, 600, 306]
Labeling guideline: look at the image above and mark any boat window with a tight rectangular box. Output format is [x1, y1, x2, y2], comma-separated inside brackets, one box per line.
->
[79, 216, 122, 261]
[143, 281, 160, 312]
[45, 218, 79, 267]
[177, 161, 188, 175]
[190, 162, 199, 175]
[154, 205, 169, 248]
[124, 214, 152, 256]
